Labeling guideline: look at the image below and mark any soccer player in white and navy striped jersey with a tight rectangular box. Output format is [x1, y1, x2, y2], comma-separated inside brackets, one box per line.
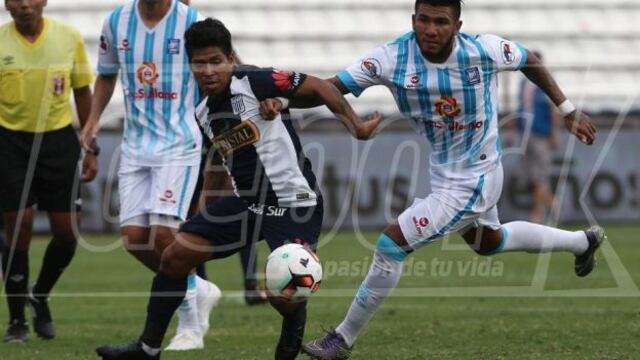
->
[81, 0, 219, 352]
[258, 1, 604, 358]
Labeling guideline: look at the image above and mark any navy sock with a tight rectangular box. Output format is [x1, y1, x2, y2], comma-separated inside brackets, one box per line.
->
[2, 250, 29, 322]
[33, 240, 76, 299]
[139, 272, 188, 348]
[275, 301, 307, 360]
[195, 263, 207, 280]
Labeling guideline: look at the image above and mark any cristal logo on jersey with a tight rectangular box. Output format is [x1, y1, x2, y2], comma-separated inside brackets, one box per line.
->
[435, 96, 462, 118]
[501, 41, 515, 65]
[361, 58, 381, 78]
[213, 120, 261, 158]
[137, 62, 159, 86]
[273, 70, 302, 92]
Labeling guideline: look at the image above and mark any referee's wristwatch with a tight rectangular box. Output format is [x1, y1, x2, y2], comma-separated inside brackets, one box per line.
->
[88, 137, 101, 156]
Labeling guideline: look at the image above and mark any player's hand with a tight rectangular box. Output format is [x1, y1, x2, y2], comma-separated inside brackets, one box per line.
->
[353, 111, 383, 140]
[81, 152, 98, 183]
[80, 118, 99, 151]
[563, 111, 596, 145]
[259, 98, 283, 120]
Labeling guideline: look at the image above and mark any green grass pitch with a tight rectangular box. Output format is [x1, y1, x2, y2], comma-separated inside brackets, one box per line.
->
[1, 225, 639, 359]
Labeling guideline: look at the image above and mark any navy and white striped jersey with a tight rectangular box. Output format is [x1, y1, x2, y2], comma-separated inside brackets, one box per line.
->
[196, 65, 318, 208]
[98, 0, 204, 166]
[338, 32, 528, 180]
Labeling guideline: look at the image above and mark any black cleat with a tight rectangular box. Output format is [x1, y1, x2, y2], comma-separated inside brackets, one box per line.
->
[575, 226, 607, 277]
[28, 289, 55, 340]
[96, 341, 160, 360]
[3, 319, 29, 343]
[244, 287, 268, 306]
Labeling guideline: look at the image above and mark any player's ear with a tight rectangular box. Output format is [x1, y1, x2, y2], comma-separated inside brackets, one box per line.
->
[456, 20, 462, 32]
[411, 14, 416, 30]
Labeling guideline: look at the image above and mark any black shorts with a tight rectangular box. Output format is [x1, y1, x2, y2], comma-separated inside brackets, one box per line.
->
[0, 125, 81, 212]
[179, 196, 323, 259]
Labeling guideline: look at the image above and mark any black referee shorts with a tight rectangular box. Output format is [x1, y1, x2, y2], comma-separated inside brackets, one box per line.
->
[0, 125, 81, 212]
[180, 196, 323, 259]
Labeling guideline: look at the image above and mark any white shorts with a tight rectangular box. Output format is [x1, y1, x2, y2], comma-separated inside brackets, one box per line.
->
[118, 158, 199, 227]
[398, 163, 504, 249]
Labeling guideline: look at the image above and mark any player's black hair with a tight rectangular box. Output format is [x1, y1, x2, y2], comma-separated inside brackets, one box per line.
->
[415, 0, 463, 20]
[184, 18, 233, 60]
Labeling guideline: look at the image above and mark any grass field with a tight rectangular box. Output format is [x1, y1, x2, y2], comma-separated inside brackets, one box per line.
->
[1, 225, 639, 359]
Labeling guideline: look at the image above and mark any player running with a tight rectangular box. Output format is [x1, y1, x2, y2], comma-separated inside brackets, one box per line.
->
[258, 1, 605, 358]
[94, 18, 381, 360]
[80, 0, 219, 351]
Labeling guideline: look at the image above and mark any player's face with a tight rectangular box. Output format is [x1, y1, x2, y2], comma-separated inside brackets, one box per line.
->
[412, 4, 462, 62]
[5, 0, 47, 26]
[190, 46, 235, 96]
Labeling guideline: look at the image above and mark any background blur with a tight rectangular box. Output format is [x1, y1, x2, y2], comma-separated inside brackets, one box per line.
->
[2, 0, 639, 232]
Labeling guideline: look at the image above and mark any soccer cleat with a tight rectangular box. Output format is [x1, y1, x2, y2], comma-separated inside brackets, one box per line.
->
[96, 341, 160, 359]
[164, 329, 204, 351]
[302, 330, 352, 360]
[28, 289, 55, 339]
[575, 225, 607, 277]
[244, 286, 268, 306]
[197, 281, 221, 335]
[3, 319, 29, 343]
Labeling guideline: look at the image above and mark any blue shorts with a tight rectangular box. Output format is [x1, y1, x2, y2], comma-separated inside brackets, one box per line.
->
[179, 196, 323, 259]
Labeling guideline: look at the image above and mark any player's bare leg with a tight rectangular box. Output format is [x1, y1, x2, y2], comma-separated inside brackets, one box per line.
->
[96, 232, 213, 359]
[2, 209, 34, 342]
[303, 224, 411, 359]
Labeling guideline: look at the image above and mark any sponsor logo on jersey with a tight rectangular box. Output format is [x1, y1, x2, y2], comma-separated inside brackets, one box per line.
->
[273, 70, 302, 92]
[428, 120, 483, 131]
[213, 120, 260, 157]
[248, 203, 288, 217]
[127, 62, 178, 100]
[406, 74, 421, 89]
[52, 76, 65, 96]
[231, 95, 246, 114]
[435, 96, 462, 118]
[167, 38, 181, 55]
[464, 67, 481, 86]
[361, 58, 382, 78]
[137, 62, 159, 85]
[119, 39, 131, 52]
[501, 41, 515, 65]
[412, 216, 429, 236]
[99, 35, 109, 54]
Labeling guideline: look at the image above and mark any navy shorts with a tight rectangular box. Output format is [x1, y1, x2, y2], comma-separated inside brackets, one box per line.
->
[179, 196, 323, 259]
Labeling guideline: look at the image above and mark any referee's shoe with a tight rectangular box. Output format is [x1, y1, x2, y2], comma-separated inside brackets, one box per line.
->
[28, 288, 55, 339]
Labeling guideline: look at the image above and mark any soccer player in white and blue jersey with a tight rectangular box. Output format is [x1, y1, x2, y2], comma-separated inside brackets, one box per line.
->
[260, 1, 605, 358]
[81, 0, 219, 352]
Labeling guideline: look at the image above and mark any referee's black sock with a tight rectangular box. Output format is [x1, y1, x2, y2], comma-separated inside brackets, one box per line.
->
[139, 272, 188, 349]
[32, 239, 77, 299]
[275, 301, 307, 360]
[2, 250, 29, 322]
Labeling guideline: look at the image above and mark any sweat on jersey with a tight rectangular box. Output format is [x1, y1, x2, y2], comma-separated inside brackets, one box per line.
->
[338, 32, 527, 181]
[98, 0, 203, 166]
[195, 65, 319, 208]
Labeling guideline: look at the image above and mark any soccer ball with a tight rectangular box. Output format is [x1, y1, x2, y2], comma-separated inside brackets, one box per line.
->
[265, 243, 322, 302]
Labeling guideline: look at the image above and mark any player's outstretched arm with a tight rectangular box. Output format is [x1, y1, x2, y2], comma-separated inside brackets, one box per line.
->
[520, 50, 597, 145]
[80, 74, 118, 151]
[293, 75, 382, 140]
[259, 77, 350, 119]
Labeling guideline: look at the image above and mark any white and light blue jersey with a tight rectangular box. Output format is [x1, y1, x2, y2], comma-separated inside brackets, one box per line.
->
[338, 32, 527, 181]
[98, 0, 203, 166]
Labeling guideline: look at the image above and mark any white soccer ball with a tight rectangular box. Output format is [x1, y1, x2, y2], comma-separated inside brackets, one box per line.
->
[265, 243, 322, 302]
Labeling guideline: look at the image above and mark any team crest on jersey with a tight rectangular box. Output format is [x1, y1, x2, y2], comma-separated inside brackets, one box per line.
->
[361, 58, 381, 78]
[501, 41, 515, 65]
[213, 120, 260, 157]
[99, 35, 109, 54]
[463, 67, 481, 86]
[137, 62, 159, 86]
[167, 38, 181, 55]
[435, 96, 462, 118]
[273, 70, 302, 92]
[231, 95, 246, 115]
[52, 76, 65, 96]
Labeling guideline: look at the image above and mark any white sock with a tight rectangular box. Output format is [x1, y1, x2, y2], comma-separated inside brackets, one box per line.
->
[501, 221, 588, 255]
[336, 250, 403, 347]
[175, 273, 200, 333]
[195, 275, 209, 300]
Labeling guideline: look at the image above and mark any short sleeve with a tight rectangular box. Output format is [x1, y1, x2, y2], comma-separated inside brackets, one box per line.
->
[246, 67, 308, 100]
[97, 15, 120, 76]
[71, 33, 94, 88]
[336, 45, 391, 97]
[476, 34, 528, 72]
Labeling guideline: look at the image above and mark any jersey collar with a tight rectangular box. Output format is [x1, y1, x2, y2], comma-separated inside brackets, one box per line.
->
[11, 17, 49, 49]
